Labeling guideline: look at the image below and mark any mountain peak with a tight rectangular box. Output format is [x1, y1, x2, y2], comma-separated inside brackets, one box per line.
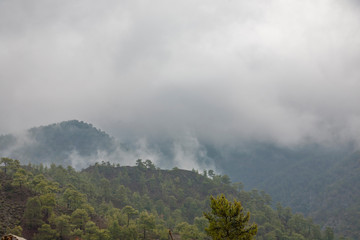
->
[0, 120, 117, 167]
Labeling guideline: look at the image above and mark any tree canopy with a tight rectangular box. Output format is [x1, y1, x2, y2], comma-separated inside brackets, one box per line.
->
[204, 194, 257, 240]
[0, 158, 338, 240]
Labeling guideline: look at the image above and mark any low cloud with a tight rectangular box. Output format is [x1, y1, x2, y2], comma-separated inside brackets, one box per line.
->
[0, 0, 359, 149]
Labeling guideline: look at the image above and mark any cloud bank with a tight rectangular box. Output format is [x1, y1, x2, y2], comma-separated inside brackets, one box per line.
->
[1, 0, 360, 148]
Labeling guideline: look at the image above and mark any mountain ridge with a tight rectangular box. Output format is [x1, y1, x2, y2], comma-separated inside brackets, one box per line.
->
[0, 120, 359, 238]
[0, 120, 118, 168]
[0, 159, 334, 239]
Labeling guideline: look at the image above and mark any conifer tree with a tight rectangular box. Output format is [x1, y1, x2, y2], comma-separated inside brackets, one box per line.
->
[204, 194, 257, 240]
[1, 157, 13, 174]
[122, 205, 138, 227]
[139, 211, 156, 240]
[24, 197, 43, 229]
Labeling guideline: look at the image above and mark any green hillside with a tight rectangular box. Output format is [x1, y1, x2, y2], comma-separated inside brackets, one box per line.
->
[0, 158, 334, 240]
[0, 120, 359, 238]
[0, 120, 117, 167]
[308, 151, 360, 237]
[215, 142, 359, 238]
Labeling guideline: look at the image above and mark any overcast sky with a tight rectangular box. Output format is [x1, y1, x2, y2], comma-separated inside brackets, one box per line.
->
[1, 0, 360, 147]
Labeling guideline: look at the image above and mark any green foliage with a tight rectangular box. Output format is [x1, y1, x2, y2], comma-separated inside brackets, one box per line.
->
[136, 159, 146, 169]
[204, 194, 257, 240]
[71, 208, 90, 230]
[63, 187, 86, 210]
[23, 197, 43, 229]
[324, 227, 335, 240]
[108, 220, 122, 239]
[6, 225, 23, 236]
[53, 214, 71, 239]
[175, 221, 206, 240]
[122, 205, 139, 227]
[1, 157, 13, 174]
[144, 159, 156, 170]
[1, 159, 335, 240]
[139, 211, 156, 239]
[33, 224, 58, 240]
[220, 143, 360, 238]
[0, 120, 117, 167]
[12, 168, 28, 189]
[39, 193, 56, 220]
[1, 121, 359, 238]
[194, 216, 208, 233]
[70, 228, 83, 239]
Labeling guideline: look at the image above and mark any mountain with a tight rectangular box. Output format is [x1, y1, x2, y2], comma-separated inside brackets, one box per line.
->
[0, 120, 118, 168]
[0, 120, 359, 238]
[0, 159, 331, 240]
[309, 151, 360, 237]
[206, 142, 359, 238]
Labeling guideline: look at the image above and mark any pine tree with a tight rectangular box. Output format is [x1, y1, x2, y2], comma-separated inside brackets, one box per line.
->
[139, 211, 156, 240]
[122, 205, 138, 227]
[24, 197, 43, 229]
[204, 194, 257, 240]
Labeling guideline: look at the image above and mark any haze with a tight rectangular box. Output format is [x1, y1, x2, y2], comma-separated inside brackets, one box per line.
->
[1, 0, 360, 148]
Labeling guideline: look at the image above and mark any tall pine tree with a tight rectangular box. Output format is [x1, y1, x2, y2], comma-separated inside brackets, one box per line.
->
[204, 194, 257, 240]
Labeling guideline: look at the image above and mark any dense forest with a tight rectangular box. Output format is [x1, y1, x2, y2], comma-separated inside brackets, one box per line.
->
[0, 157, 344, 240]
[1, 120, 359, 239]
[0, 120, 117, 168]
[218, 143, 360, 237]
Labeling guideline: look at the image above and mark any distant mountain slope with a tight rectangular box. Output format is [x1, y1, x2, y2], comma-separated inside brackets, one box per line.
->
[1, 120, 359, 238]
[0, 120, 117, 167]
[215, 143, 359, 238]
[0, 159, 330, 240]
[0, 171, 34, 235]
[310, 151, 360, 237]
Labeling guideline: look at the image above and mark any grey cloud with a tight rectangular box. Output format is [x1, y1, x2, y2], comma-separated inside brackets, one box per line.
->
[0, 0, 360, 149]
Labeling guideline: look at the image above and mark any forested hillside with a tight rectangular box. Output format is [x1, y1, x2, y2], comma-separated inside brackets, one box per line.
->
[0, 158, 337, 240]
[209, 142, 360, 238]
[0, 120, 117, 168]
[0, 120, 359, 238]
[309, 151, 360, 237]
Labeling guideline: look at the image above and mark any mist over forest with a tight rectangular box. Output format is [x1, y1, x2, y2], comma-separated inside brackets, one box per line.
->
[1, 0, 360, 239]
[1, 0, 360, 149]
[1, 120, 360, 238]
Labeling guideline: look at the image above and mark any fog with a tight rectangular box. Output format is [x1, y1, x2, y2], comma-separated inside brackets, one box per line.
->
[1, 0, 360, 150]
